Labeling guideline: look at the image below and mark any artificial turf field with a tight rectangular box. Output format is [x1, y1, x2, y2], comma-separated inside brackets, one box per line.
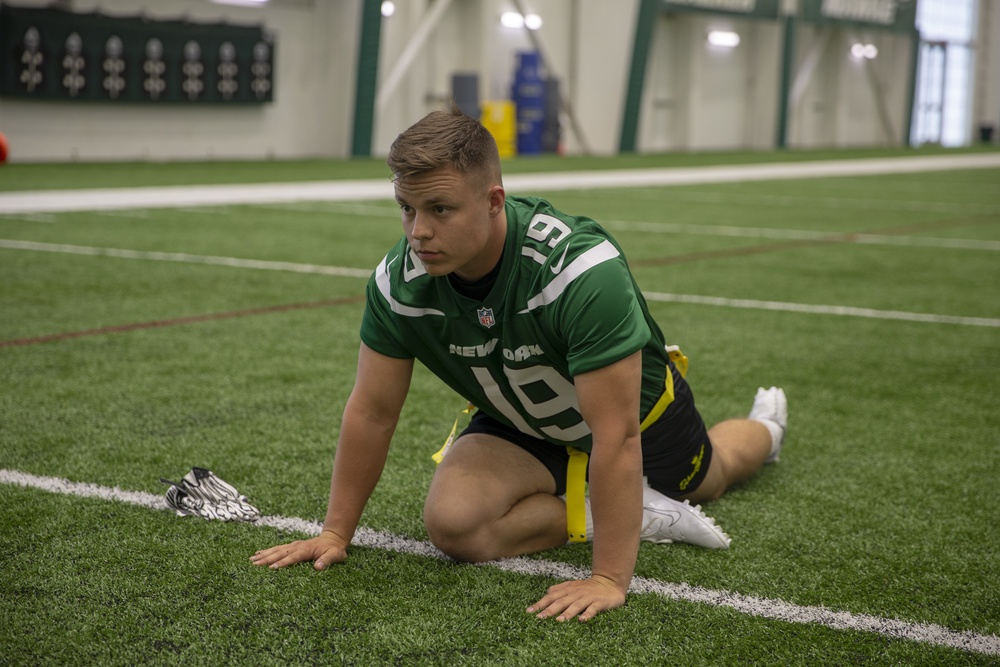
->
[1, 147, 998, 666]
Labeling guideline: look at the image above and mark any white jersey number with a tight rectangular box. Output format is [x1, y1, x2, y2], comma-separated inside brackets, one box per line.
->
[471, 364, 591, 443]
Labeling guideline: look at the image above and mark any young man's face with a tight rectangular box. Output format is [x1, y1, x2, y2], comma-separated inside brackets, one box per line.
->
[394, 164, 505, 282]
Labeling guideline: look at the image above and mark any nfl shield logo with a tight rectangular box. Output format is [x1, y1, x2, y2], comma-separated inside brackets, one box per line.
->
[477, 307, 496, 328]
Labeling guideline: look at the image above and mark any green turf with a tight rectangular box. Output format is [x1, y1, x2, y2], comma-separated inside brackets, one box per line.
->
[1, 155, 998, 665]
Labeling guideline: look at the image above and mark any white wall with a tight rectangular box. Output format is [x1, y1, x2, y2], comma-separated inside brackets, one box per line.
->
[639, 12, 781, 152]
[373, 0, 494, 155]
[0, 0, 641, 161]
[639, 9, 916, 153]
[567, 0, 640, 155]
[0, 0, 977, 162]
[0, 0, 360, 162]
[788, 23, 915, 148]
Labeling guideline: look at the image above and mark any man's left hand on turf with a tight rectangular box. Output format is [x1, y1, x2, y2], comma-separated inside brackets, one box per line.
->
[526, 575, 627, 622]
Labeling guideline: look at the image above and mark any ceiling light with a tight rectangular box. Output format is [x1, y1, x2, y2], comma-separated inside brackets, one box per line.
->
[210, 0, 268, 7]
[524, 13, 543, 30]
[501, 12, 524, 29]
[381, 1, 395, 17]
[707, 30, 740, 48]
[851, 43, 878, 59]
[501, 11, 542, 30]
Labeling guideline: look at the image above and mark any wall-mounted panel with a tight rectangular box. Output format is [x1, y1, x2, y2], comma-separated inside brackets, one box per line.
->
[0, 4, 274, 105]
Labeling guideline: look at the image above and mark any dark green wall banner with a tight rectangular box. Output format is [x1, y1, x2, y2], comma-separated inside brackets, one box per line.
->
[661, 0, 780, 19]
[801, 0, 917, 32]
[0, 5, 274, 103]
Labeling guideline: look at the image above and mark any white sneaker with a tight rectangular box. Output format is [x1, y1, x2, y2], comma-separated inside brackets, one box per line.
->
[748, 386, 787, 463]
[640, 480, 731, 549]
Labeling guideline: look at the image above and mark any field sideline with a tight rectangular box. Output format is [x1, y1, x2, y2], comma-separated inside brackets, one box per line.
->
[2, 149, 998, 665]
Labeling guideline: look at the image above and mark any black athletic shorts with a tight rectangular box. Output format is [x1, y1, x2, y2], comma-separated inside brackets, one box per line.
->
[457, 362, 713, 499]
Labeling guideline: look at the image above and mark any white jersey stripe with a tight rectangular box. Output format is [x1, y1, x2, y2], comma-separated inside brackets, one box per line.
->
[519, 240, 621, 313]
[376, 255, 446, 318]
[521, 246, 548, 265]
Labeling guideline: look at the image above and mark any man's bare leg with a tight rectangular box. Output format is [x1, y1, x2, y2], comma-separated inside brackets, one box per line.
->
[682, 386, 787, 503]
[424, 433, 566, 562]
[682, 419, 771, 503]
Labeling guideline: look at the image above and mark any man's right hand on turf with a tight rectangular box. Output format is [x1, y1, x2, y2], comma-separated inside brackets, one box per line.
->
[250, 530, 349, 570]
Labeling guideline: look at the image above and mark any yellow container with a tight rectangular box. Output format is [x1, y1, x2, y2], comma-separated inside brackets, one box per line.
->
[481, 100, 517, 158]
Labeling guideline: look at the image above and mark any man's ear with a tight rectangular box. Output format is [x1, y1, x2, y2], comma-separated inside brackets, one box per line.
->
[487, 185, 506, 216]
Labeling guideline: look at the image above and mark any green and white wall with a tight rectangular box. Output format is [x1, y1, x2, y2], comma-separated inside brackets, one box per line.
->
[0, 0, 995, 162]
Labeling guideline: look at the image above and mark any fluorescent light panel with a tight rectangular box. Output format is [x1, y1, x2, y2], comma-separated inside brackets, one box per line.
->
[210, 0, 268, 6]
[851, 43, 878, 59]
[707, 30, 740, 47]
[500, 11, 542, 30]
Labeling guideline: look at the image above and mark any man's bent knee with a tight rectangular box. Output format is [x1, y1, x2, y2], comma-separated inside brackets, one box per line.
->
[424, 497, 501, 563]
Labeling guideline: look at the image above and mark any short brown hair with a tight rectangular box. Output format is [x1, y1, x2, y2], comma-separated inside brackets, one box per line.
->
[387, 103, 502, 187]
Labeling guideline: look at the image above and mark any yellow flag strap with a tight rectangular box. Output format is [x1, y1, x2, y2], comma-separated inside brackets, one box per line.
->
[639, 345, 688, 432]
[566, 344, 688, 542]
[565, 447, 589, 543]
[432, 403, 475, 465]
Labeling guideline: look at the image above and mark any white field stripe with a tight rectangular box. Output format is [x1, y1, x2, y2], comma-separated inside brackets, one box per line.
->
[643, 292, 1000, 328]
[0, 239, 372, 279]
[591, 187, 1000, 216]
[2, 154, 999, 215]
[256, 202, 399, 217]
[92, 209, 151, 220]
[4, 238, 996, 328]
[0, 213, 56, 223]
[176, 207, 234, 216]
[502, 153, 1000, 192]
[0, 179, 396, 214]
[849, 234, 1000, 251]
[606, 220, 1000, 252]
[1, 467, 997, 657]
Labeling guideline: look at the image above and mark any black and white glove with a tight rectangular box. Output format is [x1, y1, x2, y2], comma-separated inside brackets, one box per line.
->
[160, 467, 260, 522]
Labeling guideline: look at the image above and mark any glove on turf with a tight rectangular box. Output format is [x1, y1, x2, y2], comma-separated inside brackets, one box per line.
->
[160, 467, 259, 522]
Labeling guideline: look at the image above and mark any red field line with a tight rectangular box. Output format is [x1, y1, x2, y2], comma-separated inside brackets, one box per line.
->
[0, 295, 365, 348]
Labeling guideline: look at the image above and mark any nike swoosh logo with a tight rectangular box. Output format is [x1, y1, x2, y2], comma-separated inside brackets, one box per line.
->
[550, 245, 570, 274]
[644, 507, 681, 527]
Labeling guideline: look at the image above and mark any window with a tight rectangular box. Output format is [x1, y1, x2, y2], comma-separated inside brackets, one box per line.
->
[912, 0, 978, 146]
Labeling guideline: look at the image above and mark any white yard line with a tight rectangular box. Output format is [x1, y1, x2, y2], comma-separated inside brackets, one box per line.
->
[5, 212, 993, 252]
[3, 238, 997, 328]
[642, 292, 1000, 328]
[0, 239, 372, 279]
[0, 179, 395, 214]
[254, 202, 399, 216]
[92, 209, 151, 220]
[606, 220, 1000, 252]
[0, 213, 56, 224]
[2, 153, 999, 215]
[587, 187, 1000, 216]
[1, 467, 997, 657]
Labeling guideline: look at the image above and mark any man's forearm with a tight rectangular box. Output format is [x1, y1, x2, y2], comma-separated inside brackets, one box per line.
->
[321, 406, 395, 543]
[587, 435, 643, 592]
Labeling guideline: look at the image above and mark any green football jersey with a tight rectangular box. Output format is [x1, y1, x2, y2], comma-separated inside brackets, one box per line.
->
[360, 195, 670, 452]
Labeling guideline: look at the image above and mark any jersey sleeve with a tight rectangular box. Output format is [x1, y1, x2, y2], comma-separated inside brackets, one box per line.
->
[359, 267, 414, 360]
[558, 252, 651, 377]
